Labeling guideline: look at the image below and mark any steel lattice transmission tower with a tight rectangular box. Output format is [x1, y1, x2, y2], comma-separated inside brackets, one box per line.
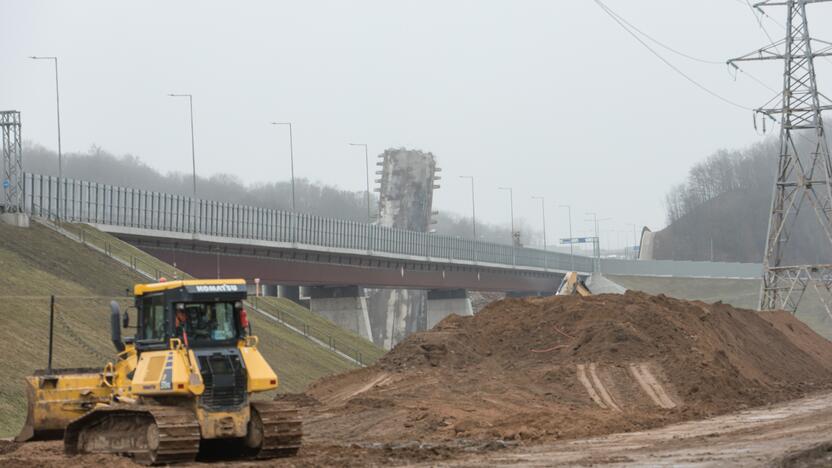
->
[729, 0, 832, 314]
[1, 111, 23, 213]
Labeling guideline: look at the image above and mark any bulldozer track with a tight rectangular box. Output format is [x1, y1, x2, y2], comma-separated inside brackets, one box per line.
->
[64, 405, 200, 465]
[140, 406, 201, 465]
[250, 401, 303, 459]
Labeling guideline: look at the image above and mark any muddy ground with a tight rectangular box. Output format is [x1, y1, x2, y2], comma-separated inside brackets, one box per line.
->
[3, 292, 832, 466]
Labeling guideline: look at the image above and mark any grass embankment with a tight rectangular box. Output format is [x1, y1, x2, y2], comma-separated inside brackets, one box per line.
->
[0, 222, 381, 437]
[610, 275, 832, 339]
[68, 223, 385, 365]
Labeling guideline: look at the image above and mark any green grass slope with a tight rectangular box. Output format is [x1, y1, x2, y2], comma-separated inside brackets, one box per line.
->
[0, 222, 371, 437]
[68, 223, 384, 365]
[609, 275, 832, 339]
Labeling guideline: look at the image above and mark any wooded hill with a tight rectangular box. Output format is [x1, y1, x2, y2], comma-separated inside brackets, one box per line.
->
[655, 128, 832, 264]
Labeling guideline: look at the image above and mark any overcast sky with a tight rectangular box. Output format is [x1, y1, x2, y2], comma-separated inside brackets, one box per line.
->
[2, 0, 831, 247]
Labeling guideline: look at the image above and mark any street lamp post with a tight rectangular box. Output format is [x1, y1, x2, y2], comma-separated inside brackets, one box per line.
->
[627, 223, 638, 259]
[349, 143, 371, 222]
[30, 56, 62, 177]
[271, 122, 296, 211]
[559, 205, 574, 270]
[168, 93, 197, 196]
[533, 195, 547, 269]
[459, 176, 476, 240]
[532, 196, 547, 250]
[30, 56, 62, 218]
[498, 187, 514, 245]
[585, 212, 611, 272]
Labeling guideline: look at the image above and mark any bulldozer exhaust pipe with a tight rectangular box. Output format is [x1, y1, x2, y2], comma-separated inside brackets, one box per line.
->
[110, 301, 125, 353]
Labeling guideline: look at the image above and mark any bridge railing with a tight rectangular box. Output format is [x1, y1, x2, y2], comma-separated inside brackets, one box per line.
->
[23, 173, 594, 273]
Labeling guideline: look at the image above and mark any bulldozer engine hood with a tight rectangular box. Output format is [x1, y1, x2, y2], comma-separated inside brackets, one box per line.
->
[139, 285, 246, 304]
[134, 279, 248, 302]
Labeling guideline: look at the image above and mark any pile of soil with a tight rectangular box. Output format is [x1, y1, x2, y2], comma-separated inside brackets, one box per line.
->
[303, 291, 832, 445]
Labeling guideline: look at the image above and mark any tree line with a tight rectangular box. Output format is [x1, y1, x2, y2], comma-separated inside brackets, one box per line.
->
[22, 143, 532, 245]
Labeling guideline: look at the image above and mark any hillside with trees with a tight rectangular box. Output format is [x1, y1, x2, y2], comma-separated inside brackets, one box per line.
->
[655, 127, 832, 264]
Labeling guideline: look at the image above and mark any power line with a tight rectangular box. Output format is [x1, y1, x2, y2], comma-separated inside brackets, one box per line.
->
[744, 0, 782, 51]
[731, 63, 780, 93]
[594, 0, 752, 111]
[598, 0, 778, 95]
[599, 2, 724, 65]
[741, 0, 832, 67]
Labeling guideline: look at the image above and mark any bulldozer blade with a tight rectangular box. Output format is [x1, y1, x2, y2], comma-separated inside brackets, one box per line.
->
[16, 377, 64, 442]
[15, 368, 112, 442]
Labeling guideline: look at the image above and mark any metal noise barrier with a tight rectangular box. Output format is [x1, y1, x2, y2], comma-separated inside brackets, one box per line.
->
[22, 173, 594, 273]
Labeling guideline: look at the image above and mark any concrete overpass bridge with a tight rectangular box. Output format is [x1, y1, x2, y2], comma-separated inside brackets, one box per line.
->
[21, 174, 597, 339]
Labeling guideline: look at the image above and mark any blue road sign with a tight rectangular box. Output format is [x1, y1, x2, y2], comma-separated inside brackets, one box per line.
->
[560, 237, 597, 245]
[2, 180, 9, 189]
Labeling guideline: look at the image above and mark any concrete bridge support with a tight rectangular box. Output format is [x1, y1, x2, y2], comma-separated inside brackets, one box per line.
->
[309, 286, 373, 341]
[427, 289, 473, 329]
[0, 212, 29, 227]
[278, 285, 301, 303]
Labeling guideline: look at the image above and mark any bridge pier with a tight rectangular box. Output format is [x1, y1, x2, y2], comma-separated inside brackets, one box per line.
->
[278, 285, 301, 303]
[0, 212, 29, 227]
[309, 286, 373, 341]
[426, 289, 473, 329]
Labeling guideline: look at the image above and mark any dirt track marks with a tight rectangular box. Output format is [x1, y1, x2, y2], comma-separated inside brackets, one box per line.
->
[629, 363, 677, 409]
[321, 372, 393, 405]
[576, 364, 621, 411]
[578, 363, 675, 411]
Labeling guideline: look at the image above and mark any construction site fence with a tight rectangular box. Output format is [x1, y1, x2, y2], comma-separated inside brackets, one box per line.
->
[22, 173, 595, 273]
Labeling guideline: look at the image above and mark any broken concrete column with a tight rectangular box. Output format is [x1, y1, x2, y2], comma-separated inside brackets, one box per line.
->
[308, 286, 373, 341]
[369, 148, 440, 349]
[426, 289, 473, 329]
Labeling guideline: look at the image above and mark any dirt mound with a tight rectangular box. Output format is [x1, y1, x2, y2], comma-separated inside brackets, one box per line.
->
[304, 291, 832, 444]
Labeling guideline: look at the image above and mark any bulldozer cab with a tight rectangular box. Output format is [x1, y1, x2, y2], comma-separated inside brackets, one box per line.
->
[131, 279, 249, 351]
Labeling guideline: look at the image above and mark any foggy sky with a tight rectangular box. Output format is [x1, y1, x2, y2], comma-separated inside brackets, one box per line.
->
[2, 0, 831, 248]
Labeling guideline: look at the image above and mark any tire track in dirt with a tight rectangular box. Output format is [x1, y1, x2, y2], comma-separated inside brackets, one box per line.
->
[576, 364, 607, 409]
[629, 363, 676, 409]
[589, 363, 621, 411]
[576, 364, 621, 411]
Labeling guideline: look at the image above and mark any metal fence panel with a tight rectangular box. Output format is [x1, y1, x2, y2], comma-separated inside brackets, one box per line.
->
[24, 173, 595, 273]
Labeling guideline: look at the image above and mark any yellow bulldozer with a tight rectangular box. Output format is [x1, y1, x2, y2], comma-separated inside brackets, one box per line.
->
[556, 271, 592, 296]
[16, 279, 302, 464]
